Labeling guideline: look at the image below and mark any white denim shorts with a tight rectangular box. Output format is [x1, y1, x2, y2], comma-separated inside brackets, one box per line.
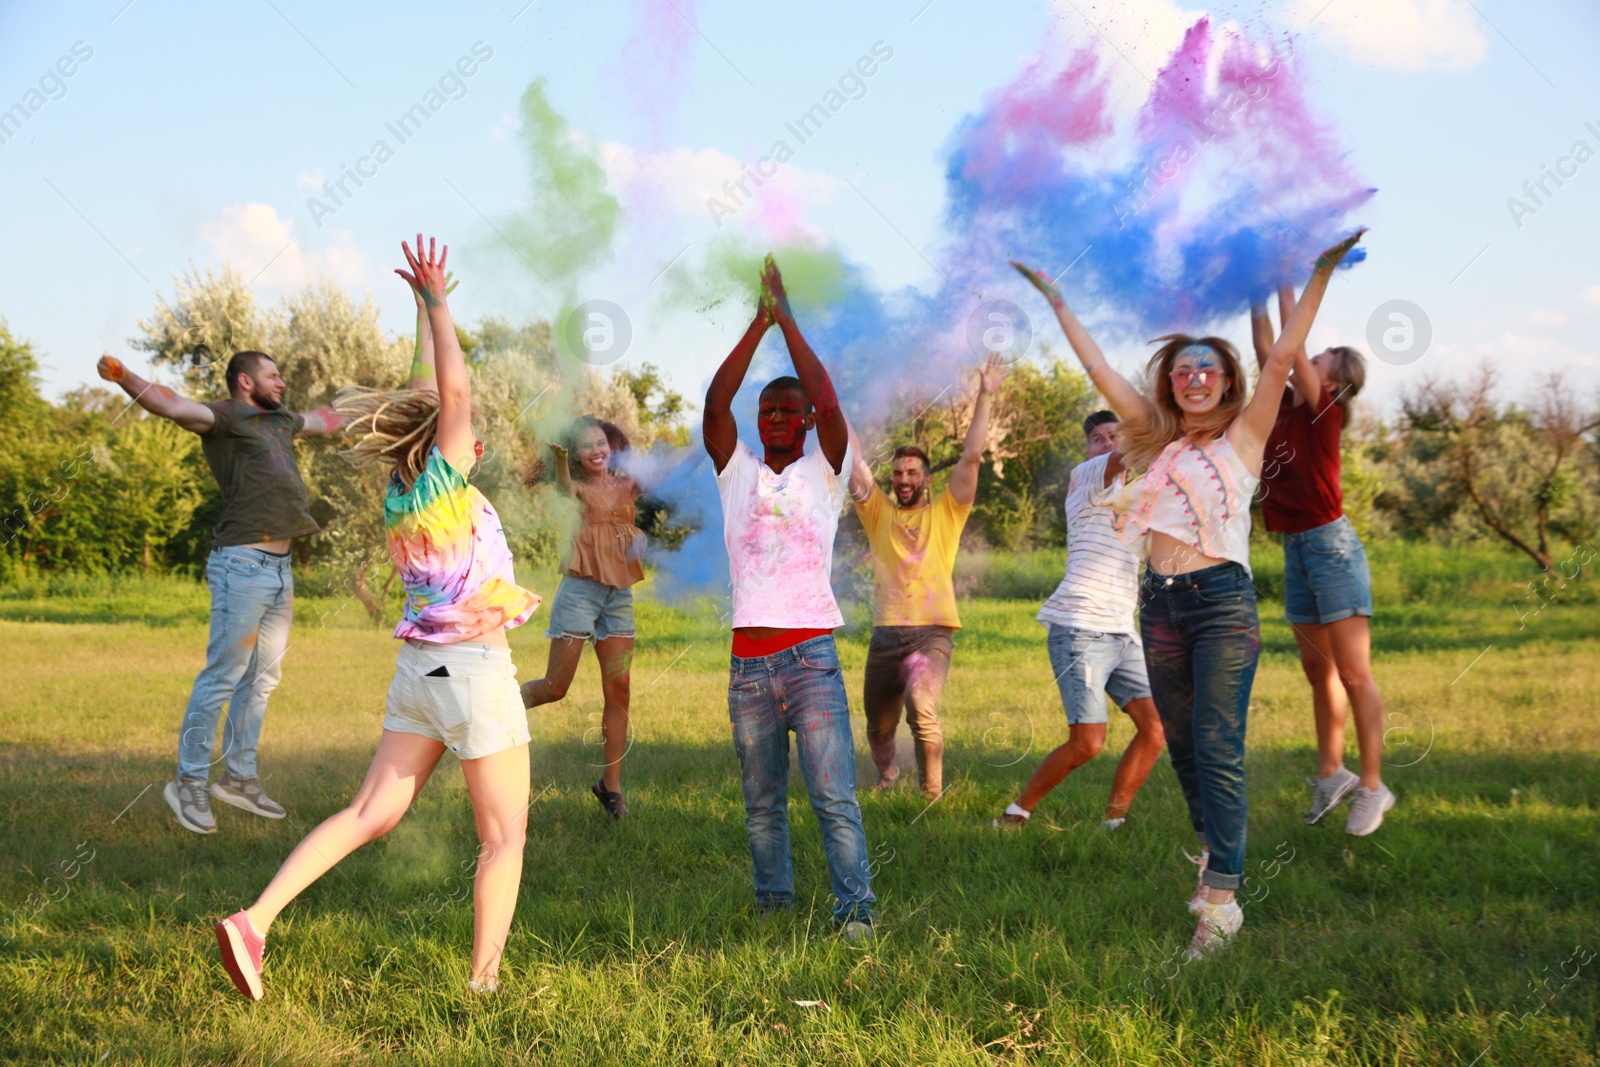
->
[383, 638, 529, 760]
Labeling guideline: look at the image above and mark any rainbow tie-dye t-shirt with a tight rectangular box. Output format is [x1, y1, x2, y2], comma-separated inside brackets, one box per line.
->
[384, 447, 539, 643]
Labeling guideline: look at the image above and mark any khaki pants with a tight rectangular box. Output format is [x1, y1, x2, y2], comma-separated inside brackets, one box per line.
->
[862, 626, 953, 796]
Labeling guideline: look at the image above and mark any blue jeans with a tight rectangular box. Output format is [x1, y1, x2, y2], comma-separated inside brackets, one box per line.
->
[177, 546, 294, 783]
[1282, 515, 1373, 625]
[1139, 562, 1260, 889]
[728, 636, 875, 924]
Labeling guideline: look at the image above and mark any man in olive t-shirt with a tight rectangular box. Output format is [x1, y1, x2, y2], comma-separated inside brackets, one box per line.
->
[97, 350, 344, 835]
[846, 354, 1003, 799]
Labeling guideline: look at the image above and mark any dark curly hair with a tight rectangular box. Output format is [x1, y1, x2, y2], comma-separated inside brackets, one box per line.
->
[562, 414, 631, 482]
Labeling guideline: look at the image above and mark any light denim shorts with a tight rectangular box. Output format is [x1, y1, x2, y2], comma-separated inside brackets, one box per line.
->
[383, 639, 529, 760]
[1046, 625, 1153, 726]
[545, 573, 635, 642]
[1282, 515, 1373, 625]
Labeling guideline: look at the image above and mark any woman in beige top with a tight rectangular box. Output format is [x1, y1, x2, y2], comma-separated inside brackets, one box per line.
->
[520, 415, 645, 819]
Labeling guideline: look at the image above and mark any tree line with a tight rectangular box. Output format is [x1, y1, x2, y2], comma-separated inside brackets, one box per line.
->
[1, 268, 1595, 609]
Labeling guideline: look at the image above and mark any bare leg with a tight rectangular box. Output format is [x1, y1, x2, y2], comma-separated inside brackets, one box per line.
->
[459, 742, 531, 988]
[1015, 723, 1106, 812]
[593, 635, 634, 795]
[521, 636, 586, 708]
[1292, 622, 1349, 779]
[1103, 697, 1166, 820]
[247, 730, 445, 934]
[1325, 616, 1385, 789]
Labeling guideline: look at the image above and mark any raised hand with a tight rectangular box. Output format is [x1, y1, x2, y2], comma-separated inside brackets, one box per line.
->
[96, 354, 128, 383]
[1313, 229, 1366, 273]
[413, 270, 458, 307]
[760, 254, 792, 322]
[1010, 260, 1064, 309]
[396, 234, 451, 307]
[977, 351, 1009, 395]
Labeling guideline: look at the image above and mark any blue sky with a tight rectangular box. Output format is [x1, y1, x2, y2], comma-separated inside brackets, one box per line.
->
[2, 0, 1596, 415]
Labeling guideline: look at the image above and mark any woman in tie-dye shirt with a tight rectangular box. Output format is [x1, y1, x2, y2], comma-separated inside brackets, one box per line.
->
[214, 237, 538, 1003]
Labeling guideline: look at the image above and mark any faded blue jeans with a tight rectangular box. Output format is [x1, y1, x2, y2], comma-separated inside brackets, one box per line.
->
[728, 635, 875, 924]
[177, 546, 294, 783]
[1139, 562, 1261, 889]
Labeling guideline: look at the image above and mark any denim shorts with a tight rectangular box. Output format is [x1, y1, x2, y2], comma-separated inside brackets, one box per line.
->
[1282, 515, 1373, 625]
[1045, 625, 1153, 726]
[545, 573, 635, 642]
[383, 639, 529, 760]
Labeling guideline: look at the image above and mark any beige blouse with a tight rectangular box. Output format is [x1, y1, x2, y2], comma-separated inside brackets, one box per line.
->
[565, 478, 645, 589]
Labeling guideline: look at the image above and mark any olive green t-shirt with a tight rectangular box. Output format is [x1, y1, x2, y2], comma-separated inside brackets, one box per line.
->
[199, 400, 319, 548]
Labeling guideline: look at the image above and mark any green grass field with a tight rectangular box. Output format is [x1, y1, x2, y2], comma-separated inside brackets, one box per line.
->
[1, 543, 1596, 1065]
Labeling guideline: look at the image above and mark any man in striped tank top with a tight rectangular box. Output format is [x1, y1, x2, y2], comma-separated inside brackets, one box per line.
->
[996, 411, 1167, 830]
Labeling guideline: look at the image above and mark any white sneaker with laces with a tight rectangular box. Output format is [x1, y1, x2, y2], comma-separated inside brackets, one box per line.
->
[1305, 766, 1359, 825]
[1186, 900, 1243, 960]
[1345, 782, 1396, 837]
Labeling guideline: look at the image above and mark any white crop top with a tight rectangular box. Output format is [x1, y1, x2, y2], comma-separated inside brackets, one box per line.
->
[1105, 435, 1259, 575]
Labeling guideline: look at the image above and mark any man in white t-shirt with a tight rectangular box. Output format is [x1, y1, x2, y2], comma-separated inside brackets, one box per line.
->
[996, 410, 1167, 831]
[703, 255, 874, 937]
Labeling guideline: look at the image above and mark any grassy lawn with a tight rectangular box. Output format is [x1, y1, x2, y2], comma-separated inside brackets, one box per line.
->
[1, 544, 1596, 1065]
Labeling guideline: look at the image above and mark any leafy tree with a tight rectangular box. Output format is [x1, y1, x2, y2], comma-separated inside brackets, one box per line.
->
[1383, 368, 1599, 573]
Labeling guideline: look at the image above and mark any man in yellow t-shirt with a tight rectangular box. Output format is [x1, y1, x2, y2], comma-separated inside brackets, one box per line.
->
[848, 355, 1004, 798]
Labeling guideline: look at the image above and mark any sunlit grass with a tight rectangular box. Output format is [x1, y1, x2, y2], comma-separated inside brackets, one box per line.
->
[1, 543, 1596, 1064]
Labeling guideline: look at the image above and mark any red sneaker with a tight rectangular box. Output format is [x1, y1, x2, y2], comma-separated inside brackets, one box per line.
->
[216, 911, 265, 1000]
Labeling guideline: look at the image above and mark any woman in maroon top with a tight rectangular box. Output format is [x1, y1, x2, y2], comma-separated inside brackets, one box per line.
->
[1253, 286, 1394, 838]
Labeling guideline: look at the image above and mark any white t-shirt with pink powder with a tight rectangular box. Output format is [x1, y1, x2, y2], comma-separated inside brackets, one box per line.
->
[716, 439, 852, 630]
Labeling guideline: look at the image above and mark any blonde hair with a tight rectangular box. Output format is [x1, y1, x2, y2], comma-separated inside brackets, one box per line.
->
[1117, 335, 1248, 472]
[335, 386, 440, 486]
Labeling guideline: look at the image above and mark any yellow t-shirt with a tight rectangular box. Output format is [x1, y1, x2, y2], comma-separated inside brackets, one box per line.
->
[853, 487, 972, 628]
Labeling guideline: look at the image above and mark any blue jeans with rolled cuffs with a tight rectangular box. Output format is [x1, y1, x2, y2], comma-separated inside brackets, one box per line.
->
[1139, 562, 1261, 890]
[177, 546, 294, 783]
[728, 636, 875, 924]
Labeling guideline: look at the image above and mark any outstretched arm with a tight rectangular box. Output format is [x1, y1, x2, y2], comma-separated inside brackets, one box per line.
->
[96, 355, 214, 433]
[395, 235, 474, 471]
[948, 353, 1006, 506]
[1011, 261, 1153, 426]
[297, 407, 345, 437]
[1277, 283, 1324, 410]
[763, 256, 847, 473]
[406, 271, 457, 390]
[846, 423, 875, 503]
[1232, 231, 1364, 456]
[703, 296, 773, 474]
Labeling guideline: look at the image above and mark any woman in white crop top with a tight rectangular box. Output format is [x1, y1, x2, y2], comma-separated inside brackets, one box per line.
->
[1014, 229, 1365, 961]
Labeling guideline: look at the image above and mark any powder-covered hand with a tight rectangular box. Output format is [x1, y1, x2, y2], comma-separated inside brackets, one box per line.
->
[1313, 229, 1365, 273]
[396, 234, 451, 308]
[760, 254, 792, 323]
[96, 354, 128, 383]
[1010, 260, 1064, 309]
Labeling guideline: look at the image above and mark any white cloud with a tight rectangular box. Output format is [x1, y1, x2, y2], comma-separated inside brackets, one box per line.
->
[1285, 0, 1488, 71]
[196, 202, 370, 289]
[597, 141, 842, 241]
[295, 170, 325, 195]
[1527, 307, 1566, 327]
[1581, 283, 1600, 308]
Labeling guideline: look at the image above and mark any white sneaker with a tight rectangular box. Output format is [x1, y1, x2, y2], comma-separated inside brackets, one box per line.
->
[1345, 782, 1396, 837]
[1185, 849, 1210, 915]
[1101, 817, 1127, 832]
[1186, 900, 1243, 960]
[1305, 766, 1359, 825]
